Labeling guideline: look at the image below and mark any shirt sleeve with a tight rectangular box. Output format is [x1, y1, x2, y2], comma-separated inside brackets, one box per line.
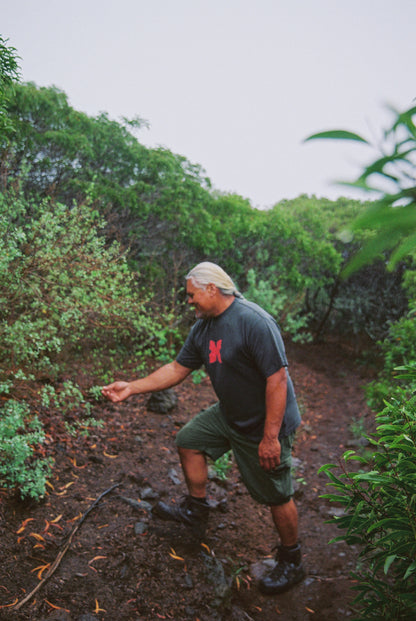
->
[176, 324, 204, 370]
[247, 315, 288, 378]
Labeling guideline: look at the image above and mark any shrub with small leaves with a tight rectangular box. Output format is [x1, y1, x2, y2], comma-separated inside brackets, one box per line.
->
[319, 370, 416, 619]
[0, 191, 173, 381]
[0, 400, 52, 500]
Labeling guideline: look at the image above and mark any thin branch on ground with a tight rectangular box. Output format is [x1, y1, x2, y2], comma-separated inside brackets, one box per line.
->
[13, 481, 121, 611]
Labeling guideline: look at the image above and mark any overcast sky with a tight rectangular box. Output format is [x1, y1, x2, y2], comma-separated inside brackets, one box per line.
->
[2, 0, 415, 208]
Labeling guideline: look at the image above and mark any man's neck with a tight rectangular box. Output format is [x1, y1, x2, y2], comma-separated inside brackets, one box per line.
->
[212, 294, 235, 317]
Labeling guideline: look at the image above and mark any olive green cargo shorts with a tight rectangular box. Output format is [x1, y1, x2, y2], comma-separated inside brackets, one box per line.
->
[175, 402, 295, 506]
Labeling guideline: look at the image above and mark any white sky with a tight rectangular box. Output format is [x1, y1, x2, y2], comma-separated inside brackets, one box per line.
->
[1, 0, 415, 208]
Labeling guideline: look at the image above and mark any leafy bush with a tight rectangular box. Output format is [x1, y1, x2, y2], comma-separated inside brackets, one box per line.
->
[0, 190, 174, 380]
[244, 268, 312, 342]
[0, 188, 177, 498]
[40, 380, 93, 417]
[0, 399, 52, 500]
[365, 309, 416, 409]
[310, 104, 416, 618]
[319, 371, 416, 619]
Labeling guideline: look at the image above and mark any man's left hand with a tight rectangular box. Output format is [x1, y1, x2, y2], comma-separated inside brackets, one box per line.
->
[258, 436, 281, 472]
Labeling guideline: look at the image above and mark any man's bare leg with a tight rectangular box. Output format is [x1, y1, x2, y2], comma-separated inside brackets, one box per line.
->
[178, 446, 208, 498]
[259, 498, 305, 594]
[270, 498, 298, 546]
[152, 447, 209, 536]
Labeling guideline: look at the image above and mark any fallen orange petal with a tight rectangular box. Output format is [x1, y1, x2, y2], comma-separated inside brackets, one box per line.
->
[88, 556, 107, 565]
[62, 481, 75, 490]
[16, 518, 34, 534]
[69, 457, 87, 469]
[0, 598, 18, 609]
[37, 565, 51, 580]
[31, 564, 51, 580]
[45, 600, 70, 612]
[51, 514, 63, 523]
[94, 599, 106, 613]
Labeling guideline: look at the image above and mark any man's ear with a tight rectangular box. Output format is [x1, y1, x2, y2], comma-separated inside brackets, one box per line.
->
[206, 283, 217, 295]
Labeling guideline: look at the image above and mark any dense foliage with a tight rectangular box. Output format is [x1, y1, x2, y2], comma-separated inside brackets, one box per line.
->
[319, 372, 416, 619]
[0, 190, 174, 379]
[2, 82, 410, 346]
[310, 107, 416, 406]
[311, 105, 416, 618]
[0, 186, 183, 498]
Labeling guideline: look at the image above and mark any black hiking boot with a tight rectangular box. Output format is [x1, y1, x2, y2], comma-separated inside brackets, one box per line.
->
[152, 495, 210, 538]
[259, 544, 305, 594]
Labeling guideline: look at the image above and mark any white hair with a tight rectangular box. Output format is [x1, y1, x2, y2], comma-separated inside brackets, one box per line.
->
[186, 262, 242, 297]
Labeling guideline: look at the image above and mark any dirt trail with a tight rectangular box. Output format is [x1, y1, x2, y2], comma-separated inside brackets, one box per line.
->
[1, 341, 372, 620]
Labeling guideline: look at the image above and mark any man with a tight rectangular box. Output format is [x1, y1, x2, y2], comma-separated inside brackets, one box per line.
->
[102, 262, 305, 594]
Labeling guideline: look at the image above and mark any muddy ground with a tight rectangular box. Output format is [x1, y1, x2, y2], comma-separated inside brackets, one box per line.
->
[1, 341, 373, 620]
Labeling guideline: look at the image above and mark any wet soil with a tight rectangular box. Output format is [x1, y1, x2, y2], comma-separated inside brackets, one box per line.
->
[1, 341, 373, 620]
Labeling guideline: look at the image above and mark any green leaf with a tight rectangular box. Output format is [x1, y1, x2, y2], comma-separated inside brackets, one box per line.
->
[403, 560, 416, 580]
[317, 463, 338, 474]
[389, 230, 416, 267]
[305, 130, 369, 143]
[356, 150, 414, 184]
[342, 229, 401, 277]
[351, 200, 416, 232]
[384, 554, 397, 574]
[342, 449, 357, 460]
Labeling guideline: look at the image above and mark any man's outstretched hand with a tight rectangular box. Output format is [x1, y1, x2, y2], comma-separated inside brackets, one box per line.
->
[101, 381, 131, 403]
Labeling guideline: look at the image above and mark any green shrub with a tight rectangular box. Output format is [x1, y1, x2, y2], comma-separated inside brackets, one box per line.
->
[319, 372, 416, 619]
[365, 307, 416, 410]
[211, 451, 233, 482]
[243, 268, 312, 342]
[0, 191, 174, 382]
[0, 399, 52, 500]
[40, 380, 91, 415]
[0, 189, 178, 494]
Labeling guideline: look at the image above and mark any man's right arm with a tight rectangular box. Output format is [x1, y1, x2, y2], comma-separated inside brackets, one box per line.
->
[101, 361, 192, 403]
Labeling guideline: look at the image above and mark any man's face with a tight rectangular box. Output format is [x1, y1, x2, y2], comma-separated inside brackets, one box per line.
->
[186, 280, 215, 319]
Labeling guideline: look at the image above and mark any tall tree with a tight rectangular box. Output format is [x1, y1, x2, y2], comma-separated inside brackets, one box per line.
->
[0, 36, 20, 134]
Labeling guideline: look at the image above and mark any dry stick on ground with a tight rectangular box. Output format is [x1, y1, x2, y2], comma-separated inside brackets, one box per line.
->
[14, 481, 121, 611]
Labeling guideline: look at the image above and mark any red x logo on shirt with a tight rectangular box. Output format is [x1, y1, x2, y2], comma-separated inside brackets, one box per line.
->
[209, 339, 222, 363]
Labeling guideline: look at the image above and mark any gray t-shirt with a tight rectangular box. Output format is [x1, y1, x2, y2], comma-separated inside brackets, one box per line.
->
[176, 297, 301, 441]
